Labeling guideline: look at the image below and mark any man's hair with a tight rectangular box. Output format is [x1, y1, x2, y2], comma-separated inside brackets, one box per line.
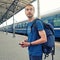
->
[25, 4, 34, 9]
[25, 4, 33, 7]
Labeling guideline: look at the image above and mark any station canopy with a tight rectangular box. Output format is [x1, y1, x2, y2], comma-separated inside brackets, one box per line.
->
[0, 0, 36, 24]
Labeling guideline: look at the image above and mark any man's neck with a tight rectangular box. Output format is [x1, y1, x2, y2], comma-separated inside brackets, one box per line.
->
[28, 17, 35, 22]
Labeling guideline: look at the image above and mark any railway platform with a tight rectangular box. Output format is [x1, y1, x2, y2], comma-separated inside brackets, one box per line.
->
[0, 31, 60, 60]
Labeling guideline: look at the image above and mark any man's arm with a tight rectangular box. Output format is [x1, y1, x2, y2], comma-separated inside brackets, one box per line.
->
[30, 30, 47, 45]
[19, 30, 47, 48]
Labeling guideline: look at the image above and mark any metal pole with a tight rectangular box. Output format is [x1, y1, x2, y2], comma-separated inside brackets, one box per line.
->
[37, 0, 40, 19]
[13, 14, 15, 37]
[6, 4, 8, 35]
[6, 20, 8, 34]
[12, 0, 19, 37]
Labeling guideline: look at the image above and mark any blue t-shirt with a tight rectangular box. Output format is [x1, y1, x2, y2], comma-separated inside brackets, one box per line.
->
[27, 19, 44, 56]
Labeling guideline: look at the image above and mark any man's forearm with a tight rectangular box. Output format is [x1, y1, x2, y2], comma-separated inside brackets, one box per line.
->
[30, 38, 47, 45]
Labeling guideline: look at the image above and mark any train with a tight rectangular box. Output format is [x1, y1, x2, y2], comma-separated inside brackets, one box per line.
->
[0, 12, 60, 39]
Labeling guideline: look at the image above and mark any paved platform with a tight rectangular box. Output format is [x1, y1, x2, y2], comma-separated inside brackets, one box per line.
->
[0, 31, 60, 60]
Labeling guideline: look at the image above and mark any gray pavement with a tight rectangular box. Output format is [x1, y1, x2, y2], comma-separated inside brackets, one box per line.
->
[0, 31, 60, 60]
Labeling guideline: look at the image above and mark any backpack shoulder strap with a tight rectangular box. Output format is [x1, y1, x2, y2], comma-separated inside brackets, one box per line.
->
[31, 18, 42, 27]
[31, 18, 40, 28]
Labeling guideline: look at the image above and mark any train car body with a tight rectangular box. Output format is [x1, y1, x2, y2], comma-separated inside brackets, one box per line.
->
[0, 13, 60, 39]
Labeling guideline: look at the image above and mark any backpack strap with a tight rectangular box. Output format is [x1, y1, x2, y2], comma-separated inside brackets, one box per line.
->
[31, 18, 42, 28]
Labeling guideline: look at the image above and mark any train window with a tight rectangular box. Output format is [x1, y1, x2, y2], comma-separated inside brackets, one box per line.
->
[26, 22, 28, 26]
[19, 23, 22, 28]
[19, 23, 21, 28]
[43, 19, 48, 23]
[21, 23, 23, 28]
[54, 18, 60, 26]
[23, 23, 25, 28]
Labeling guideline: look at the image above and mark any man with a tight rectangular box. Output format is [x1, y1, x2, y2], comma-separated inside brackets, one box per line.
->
[19, 4, 47, 60]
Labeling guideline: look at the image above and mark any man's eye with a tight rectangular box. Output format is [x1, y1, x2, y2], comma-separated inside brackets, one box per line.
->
[26, 9, 29, 11]
[30, 9, 32, 11]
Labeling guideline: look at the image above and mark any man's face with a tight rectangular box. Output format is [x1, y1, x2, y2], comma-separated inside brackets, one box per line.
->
[25, 6, 35, 18]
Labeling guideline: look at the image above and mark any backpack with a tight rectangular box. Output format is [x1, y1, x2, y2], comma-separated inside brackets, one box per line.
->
[31, 18, 55, 60]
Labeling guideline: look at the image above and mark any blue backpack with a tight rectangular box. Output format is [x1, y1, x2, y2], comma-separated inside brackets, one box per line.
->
[31, 18, 55, 60]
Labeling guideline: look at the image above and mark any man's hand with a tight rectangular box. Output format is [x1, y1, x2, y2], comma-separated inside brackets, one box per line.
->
[19, 41, 30, 48]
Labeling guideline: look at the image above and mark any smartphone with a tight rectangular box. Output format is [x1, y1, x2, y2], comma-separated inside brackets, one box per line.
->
[19, 43, 24, 45]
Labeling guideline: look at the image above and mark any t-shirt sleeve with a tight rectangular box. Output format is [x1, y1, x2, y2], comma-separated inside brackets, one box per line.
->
[36, 20, 44, 31]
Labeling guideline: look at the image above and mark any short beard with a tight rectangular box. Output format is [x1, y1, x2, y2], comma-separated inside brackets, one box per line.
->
[28, 15, 33, 18]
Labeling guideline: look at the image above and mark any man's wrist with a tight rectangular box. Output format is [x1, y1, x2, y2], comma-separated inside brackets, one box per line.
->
[30, 42, 32, 46]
